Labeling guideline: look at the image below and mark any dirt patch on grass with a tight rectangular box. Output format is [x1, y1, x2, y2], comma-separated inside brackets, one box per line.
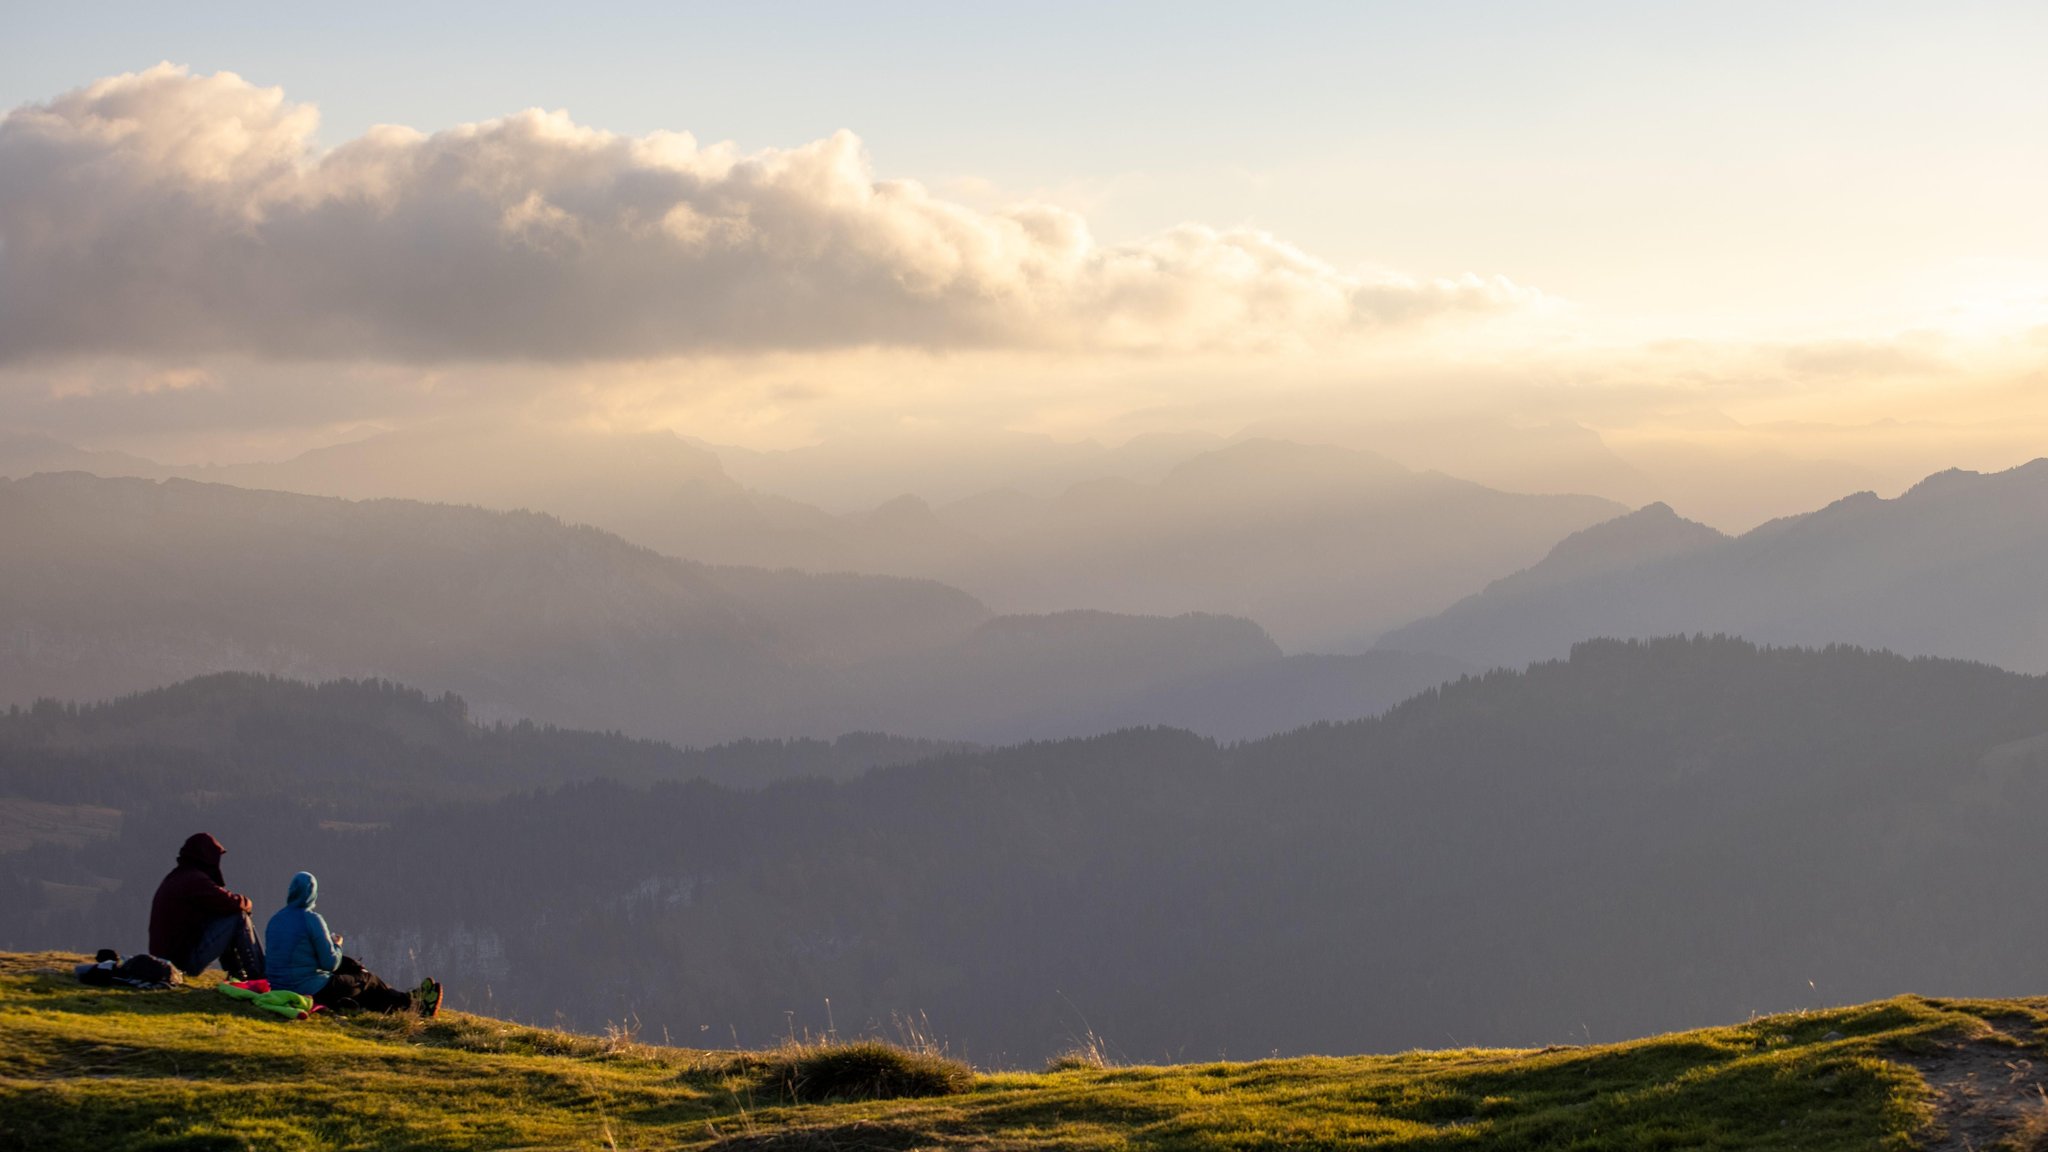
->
[1907, 1019, 2048, 1151]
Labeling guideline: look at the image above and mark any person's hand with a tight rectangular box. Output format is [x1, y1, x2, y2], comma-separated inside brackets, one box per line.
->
[331, 933, 344, 948]
[239, 894, 253, 913]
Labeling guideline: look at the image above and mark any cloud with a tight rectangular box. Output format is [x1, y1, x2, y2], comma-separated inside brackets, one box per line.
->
[1780, 339, 1953, 380]
[0, 65, 1536, 365]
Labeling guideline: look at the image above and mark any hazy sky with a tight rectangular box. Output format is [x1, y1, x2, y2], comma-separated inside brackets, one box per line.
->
[2, 1, 2044, 498]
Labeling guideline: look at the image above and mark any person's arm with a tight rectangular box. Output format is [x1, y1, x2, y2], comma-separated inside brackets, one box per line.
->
[174, 870, 250, 918]
[310, 912, 342, 971]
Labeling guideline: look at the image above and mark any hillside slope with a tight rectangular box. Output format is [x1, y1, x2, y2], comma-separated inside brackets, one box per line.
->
[6, 951, 2041, 1151]
[1382, 459, 2048, 673]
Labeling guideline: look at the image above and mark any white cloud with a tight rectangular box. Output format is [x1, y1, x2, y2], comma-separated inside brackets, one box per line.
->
[0, 65, 1536, 364]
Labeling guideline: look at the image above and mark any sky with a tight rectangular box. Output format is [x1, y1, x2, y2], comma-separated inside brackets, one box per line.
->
[1, 1, 2045, 512]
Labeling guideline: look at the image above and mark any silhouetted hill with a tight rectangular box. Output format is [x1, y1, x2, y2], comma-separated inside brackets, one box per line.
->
[14, 636, 2048, 1063]
[0, 474, 1456, 744]
[1480, 502, 1727, 592]
[1382, 460, 2048, 672]
[0, 673, 968, 814]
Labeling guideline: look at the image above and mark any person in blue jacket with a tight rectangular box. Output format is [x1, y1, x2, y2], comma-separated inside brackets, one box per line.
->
[263, 871, 441, 1016]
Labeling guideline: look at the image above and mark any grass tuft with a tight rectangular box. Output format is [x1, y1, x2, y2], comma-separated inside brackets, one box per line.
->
[1044, 1029, 1115, 1073]
[766, 1039, 976, 1103]
[2004, 1087, 2048, 1151]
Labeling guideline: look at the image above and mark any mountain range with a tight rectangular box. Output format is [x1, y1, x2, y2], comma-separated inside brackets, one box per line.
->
[1383, 459, 2048, 673]
[0, 472, 1462, 744]
[0, 427, 1626, 652]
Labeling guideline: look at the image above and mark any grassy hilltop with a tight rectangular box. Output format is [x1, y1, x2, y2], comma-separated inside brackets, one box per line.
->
[3, 954, 2046, 1150]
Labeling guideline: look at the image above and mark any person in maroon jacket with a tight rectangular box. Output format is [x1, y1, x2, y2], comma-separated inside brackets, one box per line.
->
[147, 832, 265, 980]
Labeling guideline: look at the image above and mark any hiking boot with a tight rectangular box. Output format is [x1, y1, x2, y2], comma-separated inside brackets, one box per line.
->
[414, 977, 442, 1018]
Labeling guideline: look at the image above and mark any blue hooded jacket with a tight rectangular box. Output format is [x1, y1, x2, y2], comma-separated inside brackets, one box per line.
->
[263, 872, 341, 996]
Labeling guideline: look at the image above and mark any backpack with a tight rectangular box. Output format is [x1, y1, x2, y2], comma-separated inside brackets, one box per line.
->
[76, 949, 182, 990]
[116, 953, 179, 986]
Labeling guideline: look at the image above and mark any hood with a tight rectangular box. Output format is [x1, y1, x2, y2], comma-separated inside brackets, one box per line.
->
[176, 832, 226, 883]
[286, 871, 318, 910]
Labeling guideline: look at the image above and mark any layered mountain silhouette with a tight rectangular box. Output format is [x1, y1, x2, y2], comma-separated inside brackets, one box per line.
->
[0, 473, 1460, 743]
[1382, 459, 2048, 673]
[2, 427, 1624, 652]
[0, 425, 966, 575]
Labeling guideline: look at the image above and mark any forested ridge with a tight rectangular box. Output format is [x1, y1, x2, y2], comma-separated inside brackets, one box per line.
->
[0, 672, 966, 810]
[7, 636, 2048, 1064]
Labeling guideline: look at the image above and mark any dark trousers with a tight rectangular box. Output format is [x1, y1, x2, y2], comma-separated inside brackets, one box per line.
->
[313, 955, 413, 1013]
[181, 912, 264, 980]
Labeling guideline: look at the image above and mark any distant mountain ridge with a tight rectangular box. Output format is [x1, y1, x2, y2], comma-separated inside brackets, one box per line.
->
[1382, 459, 2048, 672]
[0, 473, 1464, 744]
[1, 427, 1625, 652]
[1476, 502, 1728, 594]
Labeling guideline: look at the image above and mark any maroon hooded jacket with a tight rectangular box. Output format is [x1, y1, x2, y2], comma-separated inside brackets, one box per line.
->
[148, 833, 250, 961]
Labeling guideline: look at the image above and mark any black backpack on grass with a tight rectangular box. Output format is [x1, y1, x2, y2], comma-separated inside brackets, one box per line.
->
[76, 948, 181, 990]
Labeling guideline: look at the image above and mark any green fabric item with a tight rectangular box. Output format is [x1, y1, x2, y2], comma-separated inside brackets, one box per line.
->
[216, 982, 317, 1020]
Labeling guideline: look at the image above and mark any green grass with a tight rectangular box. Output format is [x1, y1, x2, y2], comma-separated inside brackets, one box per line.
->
[1, 951, 2041, 1150]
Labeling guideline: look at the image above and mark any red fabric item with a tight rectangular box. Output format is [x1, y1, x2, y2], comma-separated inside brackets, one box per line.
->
[230, 979, 272, 994]
[148, 833, 250, 961]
